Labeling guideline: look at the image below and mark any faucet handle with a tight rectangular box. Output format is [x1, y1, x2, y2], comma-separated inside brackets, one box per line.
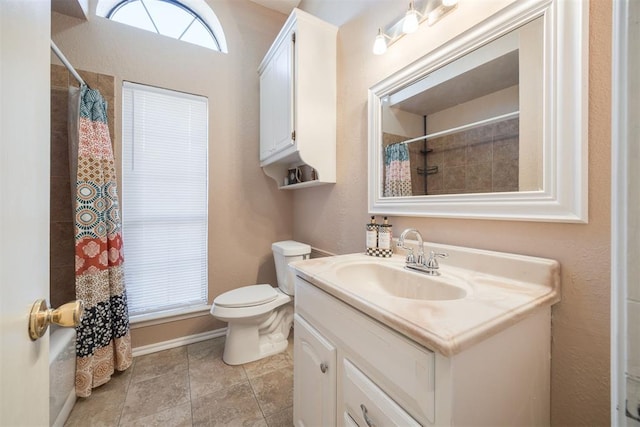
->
[426, 250, 448, 269]
[405, 248, 416, 264]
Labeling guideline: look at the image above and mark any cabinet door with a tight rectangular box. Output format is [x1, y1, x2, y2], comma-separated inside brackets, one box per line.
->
[259, 30, 294, 162]
[294, 314, 336, 427]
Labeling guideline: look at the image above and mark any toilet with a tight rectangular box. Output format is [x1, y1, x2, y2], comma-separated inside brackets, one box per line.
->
[210, 240, 311, 365]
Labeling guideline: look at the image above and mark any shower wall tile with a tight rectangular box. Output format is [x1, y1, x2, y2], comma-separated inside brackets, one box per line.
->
[50, 265, 75, 308]
[51, 89, 68, 130]
[443, 146, 466, 167]
[444, 165, 466, 191]
[50, 176, 72, 221]
[50, 221, 74, 266]
[493, 137, 519, 162]
[493, 159, 519, 191]
[98, 73, 115, 98]
[51, 64, 69, 88]
[77, 70, 99, 89]
[467, 140, 492, 164]
[51, 130, 69, 178]
[466, 161, 492, 192]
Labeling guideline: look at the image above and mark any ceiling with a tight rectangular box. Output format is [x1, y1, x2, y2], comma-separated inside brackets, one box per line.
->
[248, 0, 302, 15]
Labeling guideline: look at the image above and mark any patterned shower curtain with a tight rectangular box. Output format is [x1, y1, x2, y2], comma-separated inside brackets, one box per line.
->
[384, 143, 412, 197]
[69, 85, 132, 398]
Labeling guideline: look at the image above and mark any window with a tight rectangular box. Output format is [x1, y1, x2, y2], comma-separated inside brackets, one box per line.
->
[122, 82, 208, 318]
[98, 0, 228, 52]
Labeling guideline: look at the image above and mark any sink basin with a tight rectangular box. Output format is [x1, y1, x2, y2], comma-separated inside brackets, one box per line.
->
[333, 261, 468, 301]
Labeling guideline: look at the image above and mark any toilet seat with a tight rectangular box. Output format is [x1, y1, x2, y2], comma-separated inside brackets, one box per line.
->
[214, 284, 278, 308]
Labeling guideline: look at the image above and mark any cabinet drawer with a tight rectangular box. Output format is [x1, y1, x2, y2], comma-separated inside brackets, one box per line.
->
[343, 359, 421, 427]
[295, 277, 435, 425]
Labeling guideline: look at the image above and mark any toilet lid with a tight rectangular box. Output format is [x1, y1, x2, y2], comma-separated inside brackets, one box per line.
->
[214, 284, 279, 308]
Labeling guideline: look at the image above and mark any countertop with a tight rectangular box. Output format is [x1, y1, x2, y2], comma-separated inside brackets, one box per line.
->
[290, 247, 561, 356]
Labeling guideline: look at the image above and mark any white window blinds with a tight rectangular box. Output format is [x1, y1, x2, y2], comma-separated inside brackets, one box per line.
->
[122, 82, 208, 317]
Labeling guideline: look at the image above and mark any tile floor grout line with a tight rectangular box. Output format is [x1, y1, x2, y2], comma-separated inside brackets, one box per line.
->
[186, 346, 195, 427]
[116, 358, 136, 426]
[245, 365, 269, 422]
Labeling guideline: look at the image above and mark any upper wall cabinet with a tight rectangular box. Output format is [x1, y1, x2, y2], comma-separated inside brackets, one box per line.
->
[259, 9, 338, 190]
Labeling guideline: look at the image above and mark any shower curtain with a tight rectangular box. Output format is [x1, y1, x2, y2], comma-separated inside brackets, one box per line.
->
[69, 85, 132, 398]
[384, 143, 413, 197]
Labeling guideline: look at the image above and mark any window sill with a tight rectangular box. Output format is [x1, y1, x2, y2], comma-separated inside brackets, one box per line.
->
[130, 304, 212, 329]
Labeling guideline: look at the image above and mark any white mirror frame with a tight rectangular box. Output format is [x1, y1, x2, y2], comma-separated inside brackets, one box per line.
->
[368, 0, 588, 222]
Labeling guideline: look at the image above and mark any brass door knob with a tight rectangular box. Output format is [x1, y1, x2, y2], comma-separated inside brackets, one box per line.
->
[28, 299, 84, 341]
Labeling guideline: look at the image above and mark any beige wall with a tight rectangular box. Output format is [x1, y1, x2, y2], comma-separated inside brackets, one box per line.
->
[296, 0, 611, 425]
[52, 0, 292, 348]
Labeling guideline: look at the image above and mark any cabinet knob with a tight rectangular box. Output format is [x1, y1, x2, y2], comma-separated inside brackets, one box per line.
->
[360, 404, 376, 427]
[320, 362, 328, 373]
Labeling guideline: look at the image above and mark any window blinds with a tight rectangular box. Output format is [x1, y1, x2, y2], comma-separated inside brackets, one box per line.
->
[122, 82, 208, 317]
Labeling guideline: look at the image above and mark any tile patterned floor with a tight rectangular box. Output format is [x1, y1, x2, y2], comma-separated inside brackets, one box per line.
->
[65, 336, 294, 426]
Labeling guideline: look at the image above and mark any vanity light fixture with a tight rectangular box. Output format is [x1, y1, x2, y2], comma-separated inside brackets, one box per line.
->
[373, 0, 458, 55]
[373, 28, 389, 55]
[402, 0, 420, 34]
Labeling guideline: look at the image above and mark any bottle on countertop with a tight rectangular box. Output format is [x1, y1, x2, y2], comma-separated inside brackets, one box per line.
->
[378, 216, 392, 250]
[366, 216, 378, 250]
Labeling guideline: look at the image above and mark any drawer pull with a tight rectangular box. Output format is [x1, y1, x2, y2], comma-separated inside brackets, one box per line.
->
[360, 404, 376, 427]
[320, 362, 328, 373]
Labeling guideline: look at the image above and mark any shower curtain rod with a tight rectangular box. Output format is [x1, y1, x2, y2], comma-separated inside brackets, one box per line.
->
[393, 110, 520, 146]
[50, 40, 87, 87]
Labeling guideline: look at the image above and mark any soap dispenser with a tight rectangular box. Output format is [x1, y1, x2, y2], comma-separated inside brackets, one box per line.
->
[366, 216, 378, 252]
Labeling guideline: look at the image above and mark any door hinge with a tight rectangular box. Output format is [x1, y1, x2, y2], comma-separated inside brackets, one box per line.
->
[292, 32, 296, 43]
[291, 130, 296, 141]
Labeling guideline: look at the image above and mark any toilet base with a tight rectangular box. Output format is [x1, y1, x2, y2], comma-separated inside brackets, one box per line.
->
[222, 304, 293, 365]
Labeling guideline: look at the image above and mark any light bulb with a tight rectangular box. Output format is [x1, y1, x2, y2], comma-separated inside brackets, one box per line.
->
[373, 29, 387, 55]
[402, 8, 419, 34]
[442, 0, 458, 6]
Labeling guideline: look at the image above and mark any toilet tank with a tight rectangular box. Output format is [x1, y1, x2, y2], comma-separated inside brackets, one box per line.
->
[272, 240, 311, 295]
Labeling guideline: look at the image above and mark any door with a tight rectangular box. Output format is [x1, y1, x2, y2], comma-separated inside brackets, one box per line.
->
[0, 1, 51, 425]
[293, 314, 336, 427]
[612, 0, 640, 424]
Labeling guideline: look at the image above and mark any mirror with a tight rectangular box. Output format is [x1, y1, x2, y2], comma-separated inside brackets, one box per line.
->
[368, 0, 588, 222]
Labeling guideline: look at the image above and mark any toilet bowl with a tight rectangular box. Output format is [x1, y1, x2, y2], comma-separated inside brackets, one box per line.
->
[210, 240, 311, 365]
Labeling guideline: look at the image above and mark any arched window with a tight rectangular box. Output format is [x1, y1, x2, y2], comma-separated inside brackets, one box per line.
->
[97, 0, 227, 53]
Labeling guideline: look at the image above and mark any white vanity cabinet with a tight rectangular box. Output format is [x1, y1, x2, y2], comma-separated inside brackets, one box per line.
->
[293, 315, 336, 427]
[258, 9, 337, 189]
[294, 275, 553, 426]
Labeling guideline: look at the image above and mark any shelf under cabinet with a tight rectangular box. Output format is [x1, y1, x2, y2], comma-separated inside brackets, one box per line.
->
[279, 180, 333, 190]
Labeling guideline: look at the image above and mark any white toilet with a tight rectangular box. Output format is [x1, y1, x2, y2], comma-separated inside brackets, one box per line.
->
[210, 240, 311, 365]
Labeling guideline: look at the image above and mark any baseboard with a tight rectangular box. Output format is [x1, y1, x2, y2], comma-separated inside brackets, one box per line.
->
[132, 328, 227, 357]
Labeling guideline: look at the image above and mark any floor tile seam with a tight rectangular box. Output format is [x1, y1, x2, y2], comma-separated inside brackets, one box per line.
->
[186, 349, 195, 427]
[247, 374, 269, 420]
[129, 363, 191, 387]
[116, 360, 136, 426]
[243, 362, 294, 381]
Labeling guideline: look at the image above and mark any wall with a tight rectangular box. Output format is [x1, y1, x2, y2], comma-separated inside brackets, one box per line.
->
[296, 0, 611, 425]
[51, 0, 291, 348]
[50, 64, 115, 308]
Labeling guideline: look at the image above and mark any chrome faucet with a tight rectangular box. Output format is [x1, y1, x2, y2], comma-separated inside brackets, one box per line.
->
[398, 228, 425, 264]
[397, 228, 448, 276]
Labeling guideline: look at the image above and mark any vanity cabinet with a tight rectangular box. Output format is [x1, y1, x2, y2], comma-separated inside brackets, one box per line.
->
[294, 275, 552, 426]
[293, 315, 336, 427]
[258, 9, 337, 189]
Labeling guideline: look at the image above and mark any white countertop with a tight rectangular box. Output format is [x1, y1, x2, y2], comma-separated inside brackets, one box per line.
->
[290, 244, 560, 356]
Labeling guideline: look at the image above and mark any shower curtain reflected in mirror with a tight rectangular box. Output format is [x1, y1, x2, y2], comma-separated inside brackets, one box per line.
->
[69, 85, 132, 397]
[384, 143, 412, 197]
